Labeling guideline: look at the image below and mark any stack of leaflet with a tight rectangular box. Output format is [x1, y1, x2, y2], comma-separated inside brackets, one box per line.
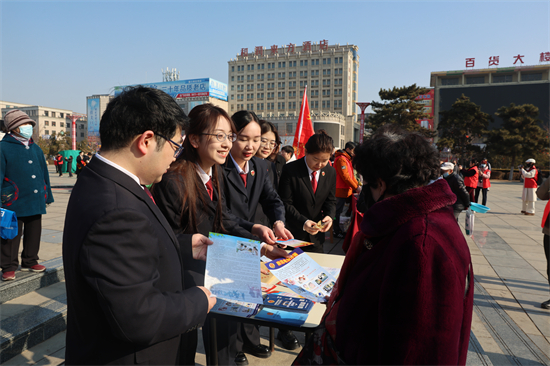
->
[264, 248, 338, 303]
[255, 293, 314, 326]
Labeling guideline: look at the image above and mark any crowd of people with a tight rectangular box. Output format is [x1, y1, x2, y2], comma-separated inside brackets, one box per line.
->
[0, 86, 548, 365]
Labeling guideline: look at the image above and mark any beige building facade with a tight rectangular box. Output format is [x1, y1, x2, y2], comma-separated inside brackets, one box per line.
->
[228, 41, 360, 146]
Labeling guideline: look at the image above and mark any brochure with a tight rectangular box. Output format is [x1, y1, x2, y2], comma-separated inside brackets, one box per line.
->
[254, 308, 309, 326]
[276, 239, 314, 248]
[263, 293, 314, 313]
[205, 233, 263, 304]
[265, 248, 338, 302]
[210, 298, 260, 318]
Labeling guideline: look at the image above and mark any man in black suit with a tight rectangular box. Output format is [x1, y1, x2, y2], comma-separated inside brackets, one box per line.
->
[62, 86, 216, 365]
[279, 156, 337, 253]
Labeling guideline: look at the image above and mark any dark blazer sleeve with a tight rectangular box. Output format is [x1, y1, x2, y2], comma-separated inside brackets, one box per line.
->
[460, 168, 476, 177]
[321, 167, 337, 219]
[258, 164, 286, 225]
[80, 208, 208, 345]
[279, 164, 309, 227]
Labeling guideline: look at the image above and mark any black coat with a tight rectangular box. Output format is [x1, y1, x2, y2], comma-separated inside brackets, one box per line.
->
[222, 156, 285, 229]
[152, 167, 255, 288]
[62, 157, 208, 365]
[279, 158, 337, 252]
[444, 173, 471, 211]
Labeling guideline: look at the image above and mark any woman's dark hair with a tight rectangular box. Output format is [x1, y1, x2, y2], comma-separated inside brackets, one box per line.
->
[231, 110, 259, 132]
[353, 124, 439, 195]
[305, 129, 334, 155]
[155, 103, 236, 234]
[0, 120, 6, 133]
[100, 86, 186, 152]
[281, 145, 294, 156]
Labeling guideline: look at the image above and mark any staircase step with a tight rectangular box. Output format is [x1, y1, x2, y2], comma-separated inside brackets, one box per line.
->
[0, 282, 67, 363]
[0, 257, 64, 304]
[3, 331, 66, 366]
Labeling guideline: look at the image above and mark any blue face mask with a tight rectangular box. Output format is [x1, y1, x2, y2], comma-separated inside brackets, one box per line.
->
[18, 125, 33, 139]
[443, 172, 450, 178]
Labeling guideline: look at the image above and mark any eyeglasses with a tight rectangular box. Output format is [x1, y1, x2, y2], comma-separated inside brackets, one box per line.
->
[199, 132, 237, 143]
[156, 133, 184, 158]
[260, 138, 278, 148]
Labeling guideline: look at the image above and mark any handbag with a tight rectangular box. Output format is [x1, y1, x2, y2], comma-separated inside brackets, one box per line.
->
[0, 208, 18, 239]
[465, 208, 475, 236]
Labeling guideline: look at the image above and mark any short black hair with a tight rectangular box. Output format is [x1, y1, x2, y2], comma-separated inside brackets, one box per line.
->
[281, 145, 294, 156]
[353, 124, 439, 195]
[344, 141, 357, 151]
[100, 86, 186, 152]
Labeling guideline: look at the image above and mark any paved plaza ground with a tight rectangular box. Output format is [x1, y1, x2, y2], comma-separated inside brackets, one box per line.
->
[4, 166, 550, 365]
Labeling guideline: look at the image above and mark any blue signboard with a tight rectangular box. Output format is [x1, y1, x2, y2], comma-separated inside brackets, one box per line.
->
[87, 98, 101, 137]
[114, 78, 228, 101]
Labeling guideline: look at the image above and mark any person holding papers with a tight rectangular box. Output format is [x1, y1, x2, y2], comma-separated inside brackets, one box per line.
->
[222, 110, 299, 361]
[293, 124, 474, 365]
[152, 104, 286, 366]
[279, 131, 337, 253]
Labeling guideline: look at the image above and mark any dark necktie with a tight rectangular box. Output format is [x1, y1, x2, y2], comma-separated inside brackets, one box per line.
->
[205, 178, 214, 201]
[311, 171, 317, 194]
[144, 186, 156, 205]
[239, 172, 247, 188]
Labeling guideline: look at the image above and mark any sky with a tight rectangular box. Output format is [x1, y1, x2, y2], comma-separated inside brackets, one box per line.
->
[1, 0, 549, 114]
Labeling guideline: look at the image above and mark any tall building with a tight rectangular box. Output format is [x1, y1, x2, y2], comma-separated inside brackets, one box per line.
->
[228, 41, 360, 147]
[86, 94, 113, 149]
[430, 64, 550, 130]
[1, 102, 87, 143]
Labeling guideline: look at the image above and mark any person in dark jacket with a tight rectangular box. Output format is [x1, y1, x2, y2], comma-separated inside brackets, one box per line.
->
[441, 162, 471, 221]
[1, 110, 54, 281]
[536, 177, 550, 309]
[65, 155, 74, 177]
[294, 124, 473, 365]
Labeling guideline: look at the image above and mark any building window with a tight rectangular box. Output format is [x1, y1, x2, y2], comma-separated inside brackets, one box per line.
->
[52, 121, 56, 127]
[493, 74, 512, 83]
[341, 125, 345, 135]
[335, 57, 343, 64]
[289, 61, 296, 67]
[522, 73, 542, 82]
[341, 139, 344, 148]
[80, 124, 85, 129]
[44, 111, 49, 116]
[466, 76, 485, 85]
[45, 130, 49, 135]
[231, 76, 234, 81]
[81, 133, 84, 137]
[232, 66, 235, 72]
[441, 78, 459, 86]
[45, 121, 49, 126]
[60, 122, 64, 127]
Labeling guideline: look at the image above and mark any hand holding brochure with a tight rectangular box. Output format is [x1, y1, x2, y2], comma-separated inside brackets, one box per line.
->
[265, 248, 337, 302]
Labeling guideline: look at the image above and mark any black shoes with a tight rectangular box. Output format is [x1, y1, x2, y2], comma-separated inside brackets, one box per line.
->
[242, 343, 271, 358]
[333, 231, 346, 239]
[542, 299, 550, 310]
[234, 352, 249, 366]
[277, 330, 299, 350]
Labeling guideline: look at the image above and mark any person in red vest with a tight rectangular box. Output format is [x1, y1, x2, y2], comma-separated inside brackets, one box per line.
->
[521, 158, 538, 215]
[475, 159, 491, 207]
[56, 154, 64, 176]
[333, 142, 360, 238]
[460, 159, 478, 202]
[536, 175, 549, 309]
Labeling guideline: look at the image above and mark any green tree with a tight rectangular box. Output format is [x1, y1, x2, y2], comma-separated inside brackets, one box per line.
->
[368, 84, 435, 138]
[485, 103, 549, 180]
[437, 94, 493, 161]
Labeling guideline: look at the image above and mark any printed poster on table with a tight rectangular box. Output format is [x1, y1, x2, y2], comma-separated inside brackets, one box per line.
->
[204, 233, 263, 304]
[265, 248, 338, 302]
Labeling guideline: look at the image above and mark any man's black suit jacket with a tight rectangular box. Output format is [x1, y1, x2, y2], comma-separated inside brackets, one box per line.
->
[62, 157, 208, 365]
[278, 158, 336, 252]
[221, 156, 285, 230]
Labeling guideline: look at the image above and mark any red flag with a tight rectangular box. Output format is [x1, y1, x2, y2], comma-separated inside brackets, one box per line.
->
[293, 86, 314, 159]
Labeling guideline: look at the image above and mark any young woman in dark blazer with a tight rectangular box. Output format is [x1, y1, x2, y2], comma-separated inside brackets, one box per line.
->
[279, 131, 337, 253]
[222, 111, 298, 361]
[152, 104, 285, 366]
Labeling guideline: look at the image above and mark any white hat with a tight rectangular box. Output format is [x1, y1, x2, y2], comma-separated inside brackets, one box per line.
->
[441, 162, 454, 170]
[525, 158, 536, 164]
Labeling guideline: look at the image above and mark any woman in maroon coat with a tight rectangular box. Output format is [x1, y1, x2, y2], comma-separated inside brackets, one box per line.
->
[294, 124, 474, 365]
